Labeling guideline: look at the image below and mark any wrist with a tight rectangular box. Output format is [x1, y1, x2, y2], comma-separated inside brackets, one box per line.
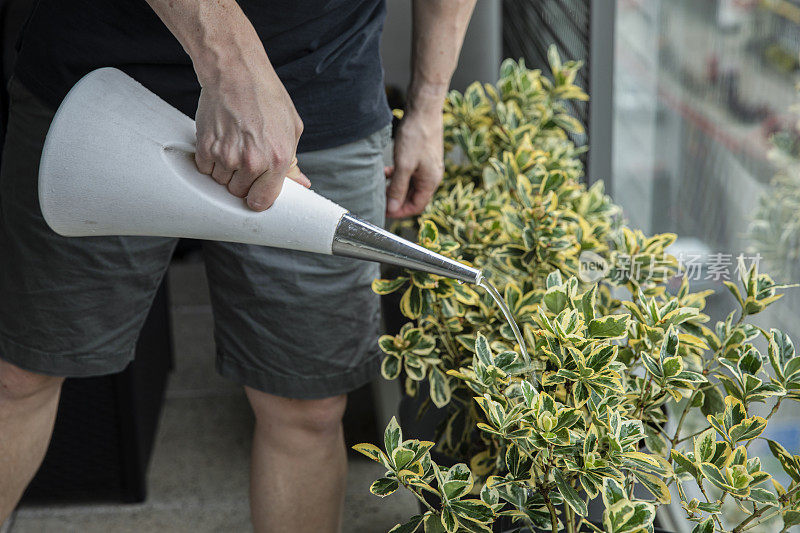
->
[146, 0, 270, 88]
[406, 80, 448, 115]
[192, 40, 268, 87]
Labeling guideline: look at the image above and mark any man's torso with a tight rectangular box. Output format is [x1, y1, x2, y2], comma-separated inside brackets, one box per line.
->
[13, 0, 392, 152]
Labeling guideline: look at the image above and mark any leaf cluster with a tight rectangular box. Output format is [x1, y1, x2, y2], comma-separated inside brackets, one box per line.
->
[358, 50, 800, 533]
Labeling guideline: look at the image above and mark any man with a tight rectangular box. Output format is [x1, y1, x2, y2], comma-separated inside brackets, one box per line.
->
[0, 0, 475, 531]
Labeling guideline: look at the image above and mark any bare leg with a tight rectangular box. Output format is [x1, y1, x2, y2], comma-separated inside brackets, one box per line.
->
[0, 359, 63, 524]
[245, 387, 347, 533]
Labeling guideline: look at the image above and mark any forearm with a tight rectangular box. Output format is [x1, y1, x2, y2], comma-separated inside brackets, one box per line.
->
[144, 0, 273, 86]
[145, 0, 305, 211]
[408, 0, 476, 113]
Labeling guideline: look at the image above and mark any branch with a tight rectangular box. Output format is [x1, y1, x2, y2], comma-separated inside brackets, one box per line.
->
[670, 391, 698, 445]
[732, 503, 765, 533]
[698, 482, 724, 531]
[766, 397, 784, 422]
[433, 302, 461, 364]
[543, 491, 559, 533]
[565, 504, 576, 533]
[675, 426, 709, 445]
[401, 479, 438, 515]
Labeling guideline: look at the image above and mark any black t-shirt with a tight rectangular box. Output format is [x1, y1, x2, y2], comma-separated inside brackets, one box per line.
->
[13, 0, 391, 152]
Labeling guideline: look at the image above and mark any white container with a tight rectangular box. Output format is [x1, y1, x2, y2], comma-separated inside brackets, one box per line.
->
[38, 67, 346, 255]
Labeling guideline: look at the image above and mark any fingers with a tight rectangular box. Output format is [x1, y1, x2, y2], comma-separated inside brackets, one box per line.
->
[195, 148, 214, 175]
[211, 164, 235, 185]
[386, 137, 445, 217]
[386, 159, 414, 217]
[286, 162, 311, 188]
[245, 146, 296, 210]
[199, 133, 306, 209]
[246, 154, 312, 211]
[385, 159, 442, 218]
[195, 147, 306, 211]
[246, 167, 286, 211]
[193, 75, 306, 211]
[403, 178, 438, 216]
[195, 138, 241, 187]
[195, 136, 308, 211]
[390, 177, 436, 218]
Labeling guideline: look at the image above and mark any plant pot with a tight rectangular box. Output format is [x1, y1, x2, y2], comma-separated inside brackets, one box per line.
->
[398, 382, 449, 441]
[381, 292, 407, 337]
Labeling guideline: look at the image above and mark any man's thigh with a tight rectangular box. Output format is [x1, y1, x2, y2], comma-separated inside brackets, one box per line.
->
[204, 124, 391, 399]
[0, 78, 176, 377]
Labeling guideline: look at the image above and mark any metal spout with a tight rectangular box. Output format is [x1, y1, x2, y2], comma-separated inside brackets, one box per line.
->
[331, 213, 482, 284]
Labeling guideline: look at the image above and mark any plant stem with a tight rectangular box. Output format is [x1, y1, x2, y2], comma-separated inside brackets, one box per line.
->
[766, 397, 783, 422]
[670, 324, 740, 443]
[675, 426, 709, 445]
[565, 505, 576, 533]
[671, 390, 698, 445]
[671, 380, 713, 445]
[656, 423, 672, 440]
[412, 490, 438, 514]
[544, 444, 555, 480]
[698, 482, 724, 531]
[636, 376, 653, 418]
[782, 483, 800, 502]
[732, 503, 764, 533]
[400, 479, 438, 514]
[433, 303, 460, 363]
[737, 483, 800, 532]
[670, 400, 694, 448]
[517, 442, 538, 467]
[533, 451, 559, 533]
[543, 492, 559, 533]
[740, 509, 782, 532]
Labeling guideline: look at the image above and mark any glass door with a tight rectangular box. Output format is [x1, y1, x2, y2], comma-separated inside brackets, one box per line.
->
[612, 1, 800, 530]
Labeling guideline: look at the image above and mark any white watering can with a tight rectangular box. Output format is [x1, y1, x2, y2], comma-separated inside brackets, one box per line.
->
[37, 68, 481, 284]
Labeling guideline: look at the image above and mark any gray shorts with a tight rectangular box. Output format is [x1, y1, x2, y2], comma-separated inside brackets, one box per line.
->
[0, 78, 390, 399]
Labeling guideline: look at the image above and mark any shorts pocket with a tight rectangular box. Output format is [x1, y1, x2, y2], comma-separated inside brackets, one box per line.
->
[379, 123, 392, 150]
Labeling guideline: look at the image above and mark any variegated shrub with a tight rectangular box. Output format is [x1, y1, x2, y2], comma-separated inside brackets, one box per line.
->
[356, 49, 800, 533]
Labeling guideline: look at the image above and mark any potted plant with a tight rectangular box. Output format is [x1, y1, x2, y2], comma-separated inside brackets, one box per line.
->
[355, 50, 800, 533]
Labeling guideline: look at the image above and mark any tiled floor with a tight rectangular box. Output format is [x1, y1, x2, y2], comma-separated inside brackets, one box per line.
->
[5, 259, 416, 533]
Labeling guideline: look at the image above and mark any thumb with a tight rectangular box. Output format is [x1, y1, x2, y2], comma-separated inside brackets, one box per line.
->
[286, 164, 311, 188]
[247, 170, 284, 212]
[386, 162, 413, 217]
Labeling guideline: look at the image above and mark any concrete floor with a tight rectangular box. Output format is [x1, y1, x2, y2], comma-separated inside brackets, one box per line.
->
[3, 258, 417, 533]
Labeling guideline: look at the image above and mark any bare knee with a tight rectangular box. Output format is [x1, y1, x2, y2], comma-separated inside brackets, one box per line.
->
[246, 387, 347, 437]
[0, 359, 63, 403]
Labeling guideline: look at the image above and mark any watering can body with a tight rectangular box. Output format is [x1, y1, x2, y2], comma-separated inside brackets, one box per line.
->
[37, 68, 481, 284]
[38, 67, 346, 254]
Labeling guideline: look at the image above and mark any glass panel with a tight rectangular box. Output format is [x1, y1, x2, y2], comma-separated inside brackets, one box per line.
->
[613, 1, 799, 531]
